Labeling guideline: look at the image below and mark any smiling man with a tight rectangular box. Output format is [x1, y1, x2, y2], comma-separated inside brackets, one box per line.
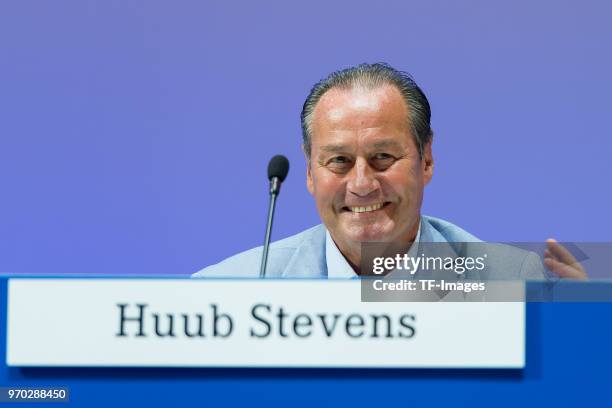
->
[194, 63, 585, 279]
[305, 79, 432, 273]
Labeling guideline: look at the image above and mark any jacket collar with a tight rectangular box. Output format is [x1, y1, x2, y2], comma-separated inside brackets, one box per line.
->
[281, 224, 327, 278]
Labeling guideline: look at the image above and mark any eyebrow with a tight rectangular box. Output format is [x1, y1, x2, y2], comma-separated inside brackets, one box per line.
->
[320, 144, 349, 153]
[371, 140, 402, 150]
[318, 140, 403, 154]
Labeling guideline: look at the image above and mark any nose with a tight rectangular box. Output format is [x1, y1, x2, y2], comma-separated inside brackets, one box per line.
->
[346, 157, 380, 197]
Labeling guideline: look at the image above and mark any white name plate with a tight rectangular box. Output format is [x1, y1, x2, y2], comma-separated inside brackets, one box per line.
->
[6, 278, 525, 368]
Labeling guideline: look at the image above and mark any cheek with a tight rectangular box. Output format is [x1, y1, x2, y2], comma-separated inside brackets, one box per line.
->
[383, 173, 418, 195]
[381, 170, 424, 205]
[312, 172, 342, 200]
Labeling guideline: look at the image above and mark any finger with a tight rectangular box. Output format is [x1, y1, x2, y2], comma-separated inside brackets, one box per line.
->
[546, 239, 579, 266]
[546, 239, 588, 276]
[544, 257, 587, 280]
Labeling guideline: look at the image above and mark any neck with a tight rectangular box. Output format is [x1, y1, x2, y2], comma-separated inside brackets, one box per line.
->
[332, 215, 421, 275]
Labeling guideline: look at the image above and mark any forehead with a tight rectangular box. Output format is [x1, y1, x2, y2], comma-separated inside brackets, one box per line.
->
[311, 84, 409, 138]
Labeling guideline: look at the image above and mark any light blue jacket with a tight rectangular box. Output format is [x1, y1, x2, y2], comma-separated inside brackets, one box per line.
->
[193, 215, 546, 280]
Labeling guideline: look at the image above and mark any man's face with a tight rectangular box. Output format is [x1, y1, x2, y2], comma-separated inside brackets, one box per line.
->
[306, 85, 433, 252]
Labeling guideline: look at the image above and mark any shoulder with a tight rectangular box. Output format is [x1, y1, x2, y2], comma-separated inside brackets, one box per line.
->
[192, 225, 326, 278]
[421, 215, 546, 280]
[421, 215, 481, 242]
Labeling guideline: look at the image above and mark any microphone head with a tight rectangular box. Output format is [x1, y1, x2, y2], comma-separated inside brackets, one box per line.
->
[267, 155, 290, 182]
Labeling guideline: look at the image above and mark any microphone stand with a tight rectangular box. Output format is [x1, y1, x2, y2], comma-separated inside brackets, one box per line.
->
[260, 177, 280, 277]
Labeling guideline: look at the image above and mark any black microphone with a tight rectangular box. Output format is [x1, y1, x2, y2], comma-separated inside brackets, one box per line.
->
[260, 155, 290, 277]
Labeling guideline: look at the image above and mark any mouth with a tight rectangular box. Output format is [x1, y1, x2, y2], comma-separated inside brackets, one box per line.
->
[342, 202, 390, 213]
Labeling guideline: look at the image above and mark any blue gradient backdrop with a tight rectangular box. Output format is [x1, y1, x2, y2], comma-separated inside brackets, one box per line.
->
[1, 1, 610, 275]
[1, 3, 612, 408]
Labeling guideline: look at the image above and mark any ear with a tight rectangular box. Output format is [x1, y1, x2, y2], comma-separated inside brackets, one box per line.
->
[422, 140, 434, 185]
[303, 145, 315, 195]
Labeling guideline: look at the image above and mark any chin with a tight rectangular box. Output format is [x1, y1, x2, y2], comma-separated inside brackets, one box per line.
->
[345, 224, 395, 243]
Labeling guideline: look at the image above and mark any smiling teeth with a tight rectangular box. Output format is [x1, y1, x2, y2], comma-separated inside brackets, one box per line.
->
[348, 203, 384, 213]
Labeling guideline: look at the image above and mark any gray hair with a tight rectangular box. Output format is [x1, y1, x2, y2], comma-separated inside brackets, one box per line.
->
[300, 62, 433, 159]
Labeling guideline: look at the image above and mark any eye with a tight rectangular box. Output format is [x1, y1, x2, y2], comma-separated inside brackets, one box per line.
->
[371, 152, 396, 170]
[373, 153, 393, 160]
[325, 156, 353, 172]
[330, 156, 349, 163]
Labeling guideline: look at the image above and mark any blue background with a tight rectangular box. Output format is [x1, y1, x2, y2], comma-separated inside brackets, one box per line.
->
[1, 1, 611, 406]
[1, 0, 610, 276]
